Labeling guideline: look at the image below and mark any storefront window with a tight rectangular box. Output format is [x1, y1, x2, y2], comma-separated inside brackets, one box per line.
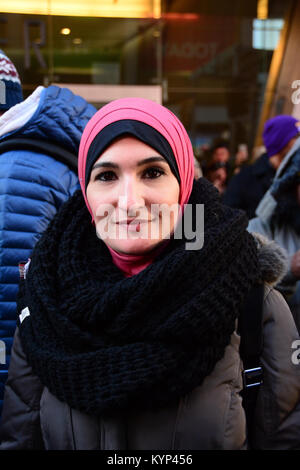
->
[253, 19, 284, 50]
[0, 0, 292, 156]
[161, 0, 291, 159]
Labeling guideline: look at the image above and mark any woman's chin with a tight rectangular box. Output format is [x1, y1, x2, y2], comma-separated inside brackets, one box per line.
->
[104, 238, 163, 256]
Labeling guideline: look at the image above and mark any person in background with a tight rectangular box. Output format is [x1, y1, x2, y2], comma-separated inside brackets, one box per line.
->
[0, 97, 299, 450]
[231, 143, 249, 176]
[251, 145, 266, 163]
[193, 156, 202, 179]
[248, 147, 300, 331]
[0, 49, 96, 418]
[202, 142, 230, 195]
[223, 115, 300, 219]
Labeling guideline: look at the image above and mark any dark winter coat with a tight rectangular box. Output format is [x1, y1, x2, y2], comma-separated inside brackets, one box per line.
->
[223, 153, 275, 219]
[1, 236, 299, 450]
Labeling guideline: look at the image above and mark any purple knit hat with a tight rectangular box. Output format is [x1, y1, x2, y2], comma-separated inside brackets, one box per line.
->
[262, 115, 300, 157]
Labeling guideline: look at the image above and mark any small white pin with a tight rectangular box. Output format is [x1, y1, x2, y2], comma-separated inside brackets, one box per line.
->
[19, 307, 30, 323]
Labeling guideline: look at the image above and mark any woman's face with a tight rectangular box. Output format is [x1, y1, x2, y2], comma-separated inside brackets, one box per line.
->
[86, 136, 180, 255]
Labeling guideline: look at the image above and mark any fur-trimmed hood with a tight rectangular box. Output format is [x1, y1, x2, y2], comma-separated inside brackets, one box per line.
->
[252, 232, 289, 286]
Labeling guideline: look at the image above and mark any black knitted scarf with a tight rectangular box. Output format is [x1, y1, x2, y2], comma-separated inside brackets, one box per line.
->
[18, 178, 260, 416]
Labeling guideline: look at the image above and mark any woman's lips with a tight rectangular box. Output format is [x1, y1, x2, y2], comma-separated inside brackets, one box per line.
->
[116, 219, 152, 233]
[116, 219, 151, 225]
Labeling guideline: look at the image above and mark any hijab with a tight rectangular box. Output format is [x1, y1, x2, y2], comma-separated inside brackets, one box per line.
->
[78, 97, 195, 276]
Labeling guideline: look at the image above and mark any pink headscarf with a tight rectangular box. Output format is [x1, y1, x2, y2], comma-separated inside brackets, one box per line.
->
[78, 97, 195, 276]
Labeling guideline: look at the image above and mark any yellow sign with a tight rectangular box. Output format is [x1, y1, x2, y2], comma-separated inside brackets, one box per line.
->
[0, 0, 161, 18]
[257, 0, 268, 20]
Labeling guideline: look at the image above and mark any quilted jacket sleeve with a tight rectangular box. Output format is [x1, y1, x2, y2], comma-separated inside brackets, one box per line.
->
[0, 150, 79, 419]
[253, 286, 300, 449]
[0, 327, 44, 449]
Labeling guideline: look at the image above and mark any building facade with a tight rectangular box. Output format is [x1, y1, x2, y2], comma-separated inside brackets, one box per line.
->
[0, 0, 295, 159]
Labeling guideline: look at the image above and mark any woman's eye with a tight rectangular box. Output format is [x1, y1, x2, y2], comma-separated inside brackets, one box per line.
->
[95, 171, 116, 182]
[143, 167, 165, 179]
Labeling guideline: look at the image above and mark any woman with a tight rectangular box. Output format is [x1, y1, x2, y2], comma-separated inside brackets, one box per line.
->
[0, 98, 299, 450]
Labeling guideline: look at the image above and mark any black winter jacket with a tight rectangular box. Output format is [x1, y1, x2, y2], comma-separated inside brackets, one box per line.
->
[223, 153, 275, 219]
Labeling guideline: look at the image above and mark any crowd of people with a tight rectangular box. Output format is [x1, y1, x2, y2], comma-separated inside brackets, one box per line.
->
[199, 115, 300, 332]
[0, 49, 299, 451]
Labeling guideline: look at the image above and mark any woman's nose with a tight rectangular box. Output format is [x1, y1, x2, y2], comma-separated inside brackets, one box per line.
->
[118, 177, 145, 213]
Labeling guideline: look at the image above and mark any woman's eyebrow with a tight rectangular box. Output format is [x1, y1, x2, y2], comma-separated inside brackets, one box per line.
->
[137, 156, 166, 166]
[92, 156, 166, 170]
[92, 161, 119, 170]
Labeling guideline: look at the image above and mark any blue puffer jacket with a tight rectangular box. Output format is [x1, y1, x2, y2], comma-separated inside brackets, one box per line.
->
[0, 85, 96, 416]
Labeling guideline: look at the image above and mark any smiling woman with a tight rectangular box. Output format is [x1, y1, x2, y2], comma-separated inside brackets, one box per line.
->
[86, 136, 180, 257]
[78, 97, 194, 276]
[1, 97, 300, 451]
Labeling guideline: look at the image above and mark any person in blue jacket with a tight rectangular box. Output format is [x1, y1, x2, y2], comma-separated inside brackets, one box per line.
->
[0, 49, 96, 417]
[223, 115, 300, 219]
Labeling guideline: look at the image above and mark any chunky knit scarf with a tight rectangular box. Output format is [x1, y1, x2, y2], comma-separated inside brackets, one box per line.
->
[18, 178, 260, 416]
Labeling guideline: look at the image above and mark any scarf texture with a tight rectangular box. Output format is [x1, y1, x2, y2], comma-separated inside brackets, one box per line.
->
[18, 178, 260, 416]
